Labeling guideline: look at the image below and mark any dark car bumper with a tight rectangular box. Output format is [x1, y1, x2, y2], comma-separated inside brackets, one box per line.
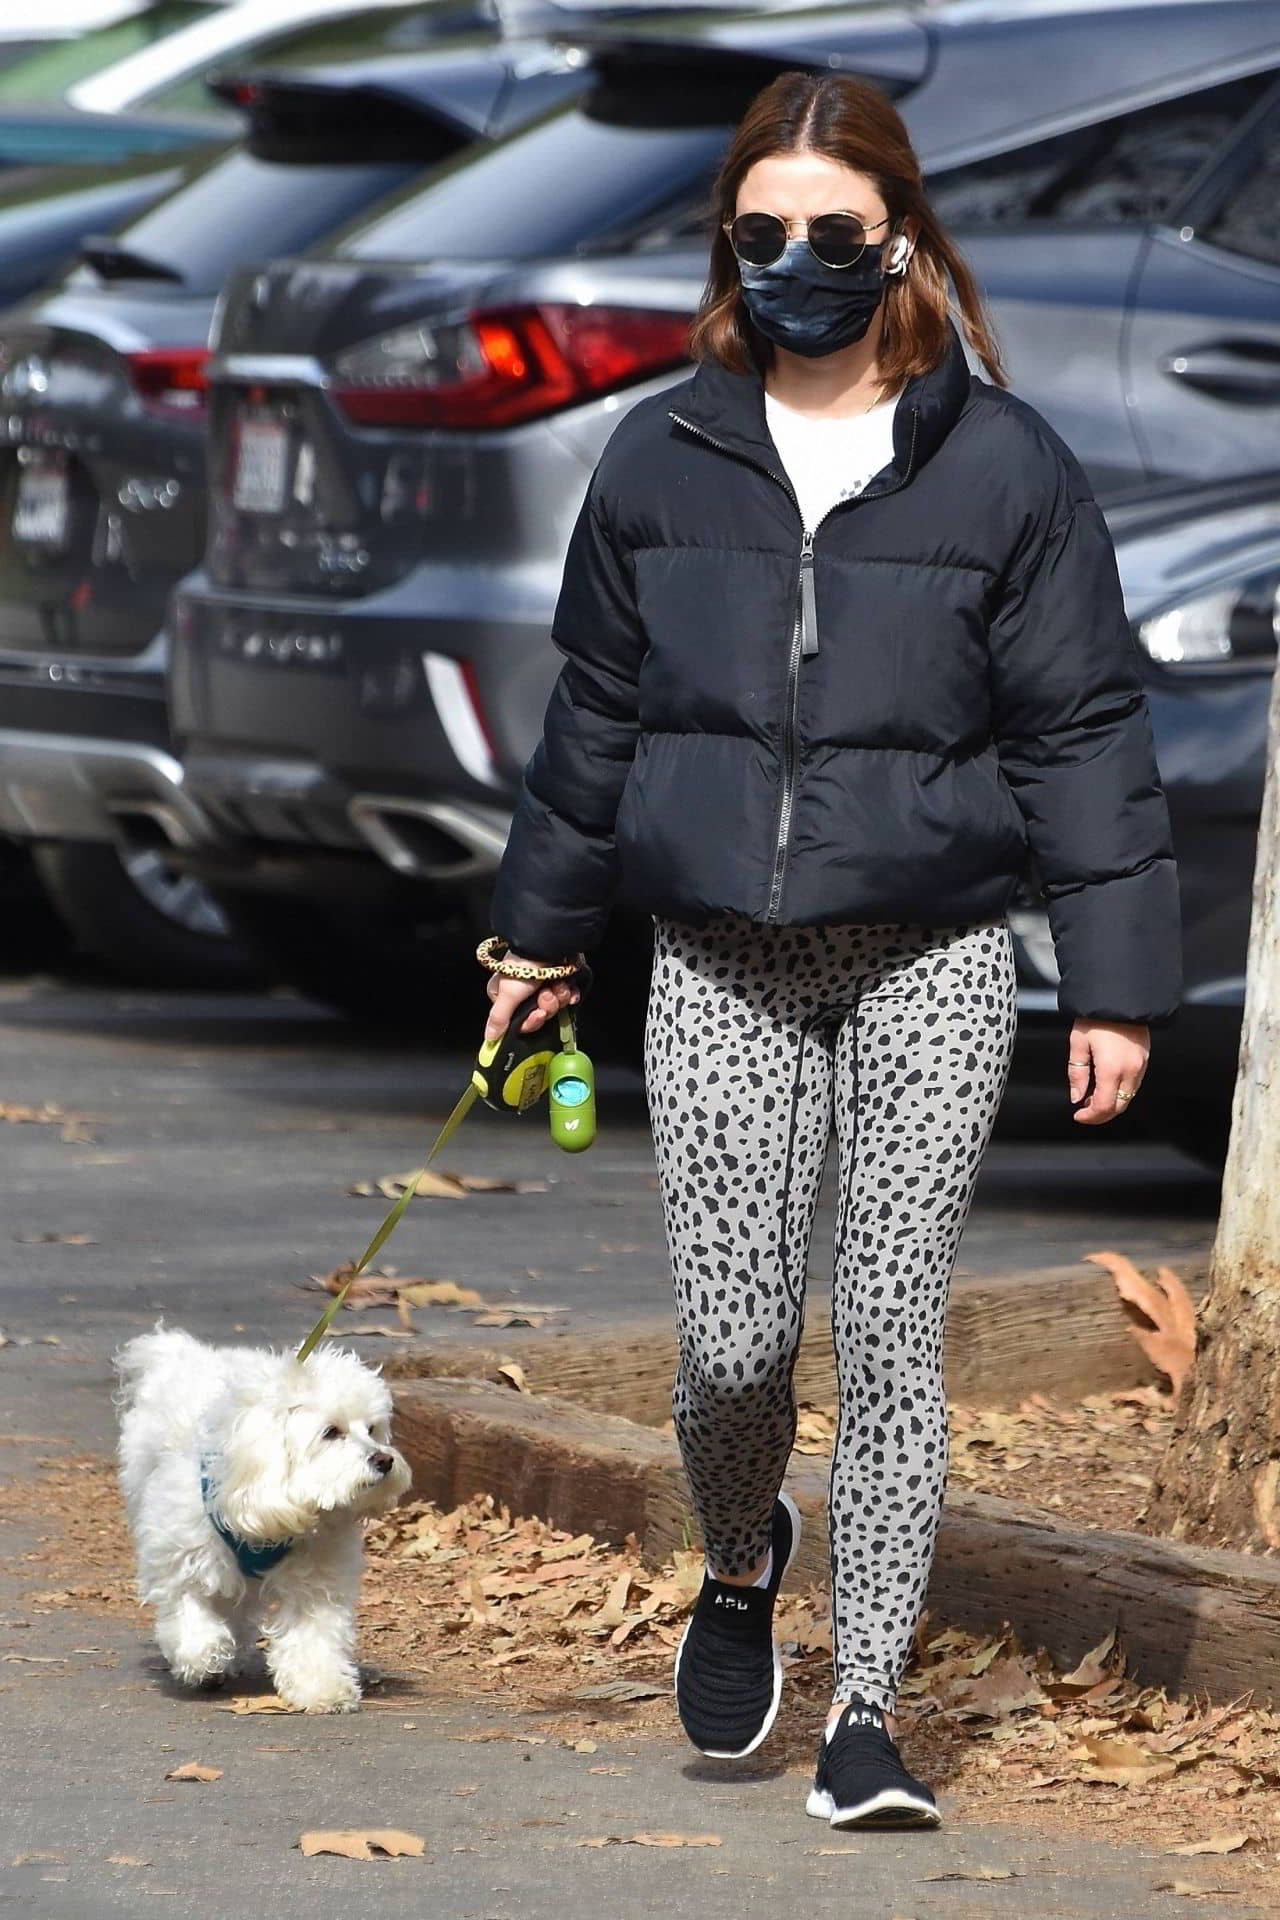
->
[0, 642, 217, 851]
[169, 566, 556, 885]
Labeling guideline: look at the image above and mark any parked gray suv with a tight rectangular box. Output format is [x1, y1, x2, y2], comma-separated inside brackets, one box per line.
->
[166, 0, 1280, 1035]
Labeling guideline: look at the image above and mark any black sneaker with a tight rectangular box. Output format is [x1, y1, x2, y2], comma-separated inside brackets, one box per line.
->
[673, 1491, 802, 1758]
[806, 1697, 941, 1828]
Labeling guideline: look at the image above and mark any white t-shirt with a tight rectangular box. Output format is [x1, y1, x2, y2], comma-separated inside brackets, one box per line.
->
[764, 388, 900, 534]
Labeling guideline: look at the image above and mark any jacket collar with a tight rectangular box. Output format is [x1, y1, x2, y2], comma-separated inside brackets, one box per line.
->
[669, 319, 973, 495]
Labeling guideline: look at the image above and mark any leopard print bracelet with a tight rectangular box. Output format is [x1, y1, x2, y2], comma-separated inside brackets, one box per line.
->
[475, 936, 581, 983]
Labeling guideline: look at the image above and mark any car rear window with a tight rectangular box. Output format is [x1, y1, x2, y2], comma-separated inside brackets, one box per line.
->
[91, 149, 419, 294]
[333, 101, 729, 261]
[135, 1, 495, 116]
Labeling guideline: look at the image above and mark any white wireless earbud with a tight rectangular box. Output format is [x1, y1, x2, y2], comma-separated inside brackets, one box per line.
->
[887, 234, 911, 275]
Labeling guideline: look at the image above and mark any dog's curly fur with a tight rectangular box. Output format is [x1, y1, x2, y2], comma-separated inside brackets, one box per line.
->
[114, 1326, 411, 1712]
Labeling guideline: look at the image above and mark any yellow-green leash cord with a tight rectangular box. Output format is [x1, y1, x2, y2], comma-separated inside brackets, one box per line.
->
[296, 997, 588, 1362]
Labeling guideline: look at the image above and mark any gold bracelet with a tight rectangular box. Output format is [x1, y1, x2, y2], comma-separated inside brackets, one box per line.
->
[475, 936, 580, 983]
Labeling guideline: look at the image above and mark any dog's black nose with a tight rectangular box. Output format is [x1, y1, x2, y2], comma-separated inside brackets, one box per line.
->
[371, 1451, 394, 1476]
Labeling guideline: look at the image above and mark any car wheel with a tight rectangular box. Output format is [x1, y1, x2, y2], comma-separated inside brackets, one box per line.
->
[209, 887, 481, 1039]
[0, 838, 75, 974]
[31, 841, 264, 990]
[1163, 1097, 1231, 1172]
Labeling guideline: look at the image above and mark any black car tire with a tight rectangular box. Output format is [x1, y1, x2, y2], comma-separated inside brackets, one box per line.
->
[0, 838, 76, 975]
[1163, 1096, 1232, 1172]
[31, 841, 264, 990]
[209, 886, 481, 1039]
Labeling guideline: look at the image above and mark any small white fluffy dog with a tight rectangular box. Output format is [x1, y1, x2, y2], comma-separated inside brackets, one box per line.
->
[114, 1326, 411, 1712]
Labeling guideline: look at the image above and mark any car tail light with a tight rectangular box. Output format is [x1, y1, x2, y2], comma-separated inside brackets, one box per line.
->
[128, 347, 211, 418]
[331, 303, 691, 430]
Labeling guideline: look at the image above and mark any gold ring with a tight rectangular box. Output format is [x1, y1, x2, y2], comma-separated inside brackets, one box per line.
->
[1068, 1059, 1089, 1068]
[1117, 1090, 1133, 1102]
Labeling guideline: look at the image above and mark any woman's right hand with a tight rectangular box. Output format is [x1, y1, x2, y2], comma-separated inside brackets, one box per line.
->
[483, 957, 581, 1044]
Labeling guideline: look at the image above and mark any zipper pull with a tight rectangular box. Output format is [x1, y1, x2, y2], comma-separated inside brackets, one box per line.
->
[799, 531, 818, 657]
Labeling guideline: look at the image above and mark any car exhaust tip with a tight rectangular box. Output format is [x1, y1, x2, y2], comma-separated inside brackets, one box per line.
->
[347, 795, 512, 883]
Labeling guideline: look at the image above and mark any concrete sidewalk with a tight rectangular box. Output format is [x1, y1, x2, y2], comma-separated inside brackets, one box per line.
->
[1, 1504, 1261, 1920]
[0, 980, 1245, 1918]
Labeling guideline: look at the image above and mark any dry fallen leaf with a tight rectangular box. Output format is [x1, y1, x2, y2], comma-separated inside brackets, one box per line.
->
[398, 1279, 487, 1309]
[626, 1833, 722, 1848]
[794, 1404, 838, 1455]
[1167, 1833, 1249, 1857]
[1152, 1883, 1237, 1900]
[165, 1761, 222, 1782]
[214, 1694, 297, 1716]
[1056, 1628, 1118, 1692]
[1085, 1250, 1197, 1396]
[106, 1854, 151, 1867]
[590, 1569, 633, 1630]
[350, 1169, 544, 1201]
[951, 1655, 1045, 1720]
[470, 1309, 562, 1329]
[15, 1232, 96, 1246]
[922, 1867, 1016, 1882]
[298, 1830, 425, 1861]
[0, 1101, 97, 1143]
[497, 1363, 527, 1392]
[302, 1263, 397, 1309]
[1081, 1734, 1180, 1787]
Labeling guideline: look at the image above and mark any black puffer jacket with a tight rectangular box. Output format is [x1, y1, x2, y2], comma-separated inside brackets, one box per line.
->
[490, 324, 1181, 1026]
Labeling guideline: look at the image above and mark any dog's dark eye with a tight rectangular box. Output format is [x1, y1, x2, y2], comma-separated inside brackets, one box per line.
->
[322, 1425, 343, 1441]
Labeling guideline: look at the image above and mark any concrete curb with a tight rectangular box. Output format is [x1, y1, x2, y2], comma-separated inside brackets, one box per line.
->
[392, 1375, 1280, 1707]
[386, 1259, 1211, 1417]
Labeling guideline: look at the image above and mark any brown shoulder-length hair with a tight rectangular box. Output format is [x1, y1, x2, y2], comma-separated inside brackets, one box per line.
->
[690, 71, 1006, 388]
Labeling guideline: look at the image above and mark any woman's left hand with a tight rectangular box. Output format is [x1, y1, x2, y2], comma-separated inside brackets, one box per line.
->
[1067, 1019, 1150, 1124]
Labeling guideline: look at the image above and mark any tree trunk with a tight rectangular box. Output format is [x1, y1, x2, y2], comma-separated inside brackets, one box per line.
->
[1146, 658, 1280, 1551]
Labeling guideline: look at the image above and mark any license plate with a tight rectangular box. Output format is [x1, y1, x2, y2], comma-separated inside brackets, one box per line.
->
[12, 456, 69, 551]
[232, 416, 290, 515]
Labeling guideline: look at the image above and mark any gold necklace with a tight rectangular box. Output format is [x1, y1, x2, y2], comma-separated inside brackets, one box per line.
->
[767, 376, 889, 421]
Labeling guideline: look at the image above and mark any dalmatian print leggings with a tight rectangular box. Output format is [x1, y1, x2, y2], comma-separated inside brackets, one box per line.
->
[643, 912, 1019, 1712]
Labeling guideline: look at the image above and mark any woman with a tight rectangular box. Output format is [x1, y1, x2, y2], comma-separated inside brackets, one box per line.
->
[481, 72, 1181, 1829]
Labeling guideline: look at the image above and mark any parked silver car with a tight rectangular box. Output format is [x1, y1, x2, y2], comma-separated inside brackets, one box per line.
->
[162, 0, 1280, 1043]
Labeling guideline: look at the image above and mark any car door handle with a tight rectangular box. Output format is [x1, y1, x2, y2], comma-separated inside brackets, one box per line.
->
[1161, 339, 1280, 403]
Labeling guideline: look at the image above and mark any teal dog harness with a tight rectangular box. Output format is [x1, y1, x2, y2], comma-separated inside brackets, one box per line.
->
[199, 1463, 295, 1579]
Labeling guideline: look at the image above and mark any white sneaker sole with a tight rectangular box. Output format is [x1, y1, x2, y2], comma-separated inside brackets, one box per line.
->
[673, 1488, 803, 1761]
[805, 1785, 941, 1829]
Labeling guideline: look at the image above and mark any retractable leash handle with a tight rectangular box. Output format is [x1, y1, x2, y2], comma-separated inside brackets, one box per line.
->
[475, 964, 595, 1124]
[474, 985, 559, 1114]
[297, 970, 596, 1360]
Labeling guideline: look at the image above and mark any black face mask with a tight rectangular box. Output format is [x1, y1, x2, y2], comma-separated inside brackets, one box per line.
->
[739, 239, 889, 359]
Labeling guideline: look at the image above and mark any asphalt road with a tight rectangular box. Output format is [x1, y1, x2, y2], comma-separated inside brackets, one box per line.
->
[0, 978, 1239, 1920]
[0, 977, 1218, 1366]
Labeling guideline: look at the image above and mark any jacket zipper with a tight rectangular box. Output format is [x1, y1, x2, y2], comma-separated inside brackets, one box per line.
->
[669, 406, 920, 923]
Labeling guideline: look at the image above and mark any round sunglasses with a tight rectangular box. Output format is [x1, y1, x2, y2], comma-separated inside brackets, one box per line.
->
[725, 210, 892, 271]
